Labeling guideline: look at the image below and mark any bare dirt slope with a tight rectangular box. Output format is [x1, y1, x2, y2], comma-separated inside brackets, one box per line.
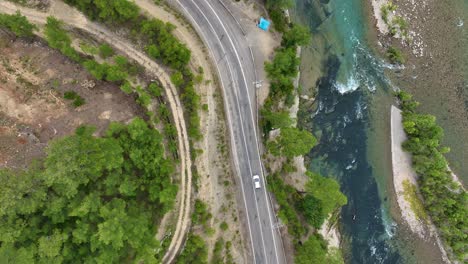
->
[0, 30, 143, 169]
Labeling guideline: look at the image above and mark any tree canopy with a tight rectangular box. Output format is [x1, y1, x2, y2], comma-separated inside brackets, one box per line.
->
[268, 127, 317, 158]
[282, 24, 310, 48]
[64, 0, 139, 23]
[0, 118, 177, 263]
[306, 172, 347, 217]
[261, 109, 294, 131]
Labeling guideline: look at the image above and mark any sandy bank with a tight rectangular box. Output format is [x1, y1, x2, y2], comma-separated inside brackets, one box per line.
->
[390, 106, 425, 237]
[370, 0, 390, 34]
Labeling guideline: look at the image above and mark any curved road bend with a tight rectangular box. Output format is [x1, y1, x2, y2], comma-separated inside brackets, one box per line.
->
[171, 1, 285, 263]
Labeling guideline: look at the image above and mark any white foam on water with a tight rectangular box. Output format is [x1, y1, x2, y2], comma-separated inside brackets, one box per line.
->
[380, 208, 397, 239]
[370, 245, 377, 256]
[355, 101, 364, 120]
[334, 75, 360, 94]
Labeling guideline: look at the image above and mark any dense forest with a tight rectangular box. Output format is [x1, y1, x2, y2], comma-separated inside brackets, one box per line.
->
[398, 91, 467, 261]
[0, 119, 177, 263]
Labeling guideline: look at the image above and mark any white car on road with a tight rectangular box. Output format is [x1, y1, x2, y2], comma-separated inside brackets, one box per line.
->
[253, 175, 261, 189]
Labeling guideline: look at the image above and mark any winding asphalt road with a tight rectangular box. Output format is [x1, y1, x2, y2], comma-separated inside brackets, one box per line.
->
[170, 0, 286, 263]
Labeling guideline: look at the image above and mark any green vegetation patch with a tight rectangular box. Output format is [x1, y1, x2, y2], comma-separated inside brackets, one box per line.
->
[44, 17, 81, 62]
[380, 2, 397, 24]
[386, 46, 405, 64]
[0, 11, 37, 37]
[401, 179, 428, 222]
[267, 127, 317, 158]
[79, 42, 98, 55]
[99, 44, 115, 58]
[63, 90, 85, 107]
[175, 234, 208, 264]
[266, 0, 294, 32]
[0, 118, 177, 263]
[295, 234, 344, 264]
[64, 0, 140, 23]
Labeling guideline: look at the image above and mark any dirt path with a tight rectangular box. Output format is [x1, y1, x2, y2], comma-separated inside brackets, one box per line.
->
[0, 2, 193, 262]
[135, 1, 247, 262]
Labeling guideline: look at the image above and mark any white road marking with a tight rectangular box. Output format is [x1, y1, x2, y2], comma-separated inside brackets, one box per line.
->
[201, 1, 282, 263]
[174, 1, 260, 263]
[184, 1, 269, 261]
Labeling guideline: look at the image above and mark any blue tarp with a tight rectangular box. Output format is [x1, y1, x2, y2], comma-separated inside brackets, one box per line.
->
[258, 17, 270, 31]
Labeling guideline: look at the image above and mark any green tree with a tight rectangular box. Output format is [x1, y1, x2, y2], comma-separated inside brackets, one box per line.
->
[282, 24, 310, 48]
[0, 118, 173, 263]
[261, 109, 294, 130]
[268, 127, 317, 158]
[0, 11, 37, 37]
[120, 81, 133, 94]
[44, 16, 80, 62]
[65, 0, 139, 23]
[386, 46, 405, 64]
[295, 234, 328, 264]
[99, 44, 114, 58]
[170, 71, 184, 87]
[43, 126, 123, 197]
[306, 172, 347, 217]
[297, 194, 325, 228]
[176, 235, 208, 264]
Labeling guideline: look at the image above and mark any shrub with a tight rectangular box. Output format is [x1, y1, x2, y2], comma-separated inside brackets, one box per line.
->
[99, 44, 114, 58]
[147, 82, 162, 97]
[63, 90, 79, 100]
[63, 90, 85, 107]
[267, 127, 317, 158]
[386, 46, 405, 64]
[220, 221, 228, 231]
[64, 0, 139, 23]
[44, 17, 80, 62]
[120, 81, 133, 94]
[72, 96, 85, 107]
[0, 11, 37, 37]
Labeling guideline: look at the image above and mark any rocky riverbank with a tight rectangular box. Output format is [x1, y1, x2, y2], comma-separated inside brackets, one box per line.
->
[368, 0, 468, 184]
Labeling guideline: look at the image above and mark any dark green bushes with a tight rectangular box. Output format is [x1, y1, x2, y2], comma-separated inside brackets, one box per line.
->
[386, 46, 405, 64]
[99, 43, 115, 58]
[140, 19, 191, 69]
[0, 11, 37, 37]
[262, 20, 309, 109]
[264, 47, 299, 100]
[0, 119, 177, 262]
[44, 17, 81, 62]
[64, 0, 139, 23]
[267, 127, 317, 158]
[63, 90, 85, 107]
[397, 91, 467, 261]
[265, 0, 293, 33]
[191, 200, 212, 227]
[175, 234, 208, 264]
[267, 174, 304, 239]
[83, 59, 128, 82]
[268, 171, 347, 241]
